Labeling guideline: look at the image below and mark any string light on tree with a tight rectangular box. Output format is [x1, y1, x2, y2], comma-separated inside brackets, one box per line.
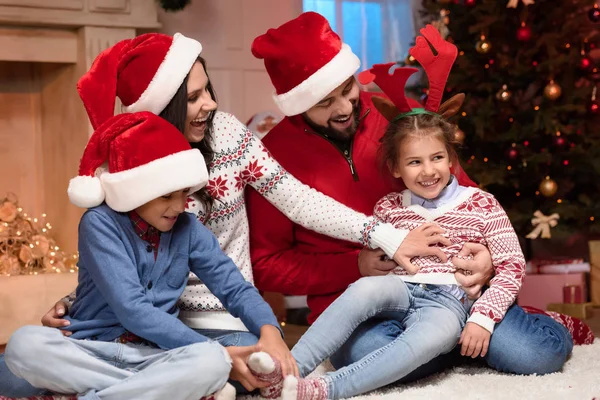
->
[590, 86, 599, 114]
[405, 54, 417, 65]
[496, 84, 512, 101]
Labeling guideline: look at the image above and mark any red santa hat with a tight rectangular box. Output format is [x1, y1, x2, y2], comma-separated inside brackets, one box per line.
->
[251, 12, 360, 116]
[77, 32, 202, 130]
[68, 112, 208, 212]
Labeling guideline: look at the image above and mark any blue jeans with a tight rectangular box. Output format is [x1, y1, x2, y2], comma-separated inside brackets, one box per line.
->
[330, 298, 574, 382]
[4, 326, 232, 400]
[0, 328, 257, 397]
[291, 276, 469, 399]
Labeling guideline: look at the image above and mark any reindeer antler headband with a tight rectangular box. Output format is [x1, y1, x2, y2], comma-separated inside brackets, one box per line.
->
[358, 25, 465, 122]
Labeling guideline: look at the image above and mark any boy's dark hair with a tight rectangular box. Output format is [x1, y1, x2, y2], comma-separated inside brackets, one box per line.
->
[378, 113, 460, 173]
[159, 56, 216, 220]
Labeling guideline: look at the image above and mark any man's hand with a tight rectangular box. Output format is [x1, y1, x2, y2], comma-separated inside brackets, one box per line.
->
[453, 243, 494, 299]
[226, 344, 270, 391]
[393, 223, 451, 274]
[41, 300, 72, 336]
[258, 325, 299, 377]
[459, 322, 491, 358]
[358, 248, 397, 276]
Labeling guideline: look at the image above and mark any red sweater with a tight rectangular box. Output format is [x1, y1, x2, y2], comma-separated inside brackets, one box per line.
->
[247, 91, 476, 323]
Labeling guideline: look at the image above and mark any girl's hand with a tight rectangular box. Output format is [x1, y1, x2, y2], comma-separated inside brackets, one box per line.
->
[258, 325, 299, 377]
[226, 344, 270, 391]
[459, 322, 491, 358]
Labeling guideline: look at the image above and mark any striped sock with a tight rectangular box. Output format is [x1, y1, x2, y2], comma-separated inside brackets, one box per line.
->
[248, 352, 284, 398]
[282, 376, 328, 400]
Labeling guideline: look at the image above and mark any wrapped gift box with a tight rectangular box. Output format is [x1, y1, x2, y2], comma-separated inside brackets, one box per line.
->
[517, 272, 587, 311]
[547, 302, 594, 320]
[563, 284, 584, 303]
[589, 240, 600, 305]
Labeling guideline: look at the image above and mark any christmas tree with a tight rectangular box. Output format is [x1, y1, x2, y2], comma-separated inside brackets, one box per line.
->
[417, 0, 600, 239]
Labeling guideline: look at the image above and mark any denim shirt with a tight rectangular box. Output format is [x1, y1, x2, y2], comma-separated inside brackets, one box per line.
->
[66, 204, 279, 349]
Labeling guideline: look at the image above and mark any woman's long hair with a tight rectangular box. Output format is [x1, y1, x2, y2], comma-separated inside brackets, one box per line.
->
[159, 57, 216, 220]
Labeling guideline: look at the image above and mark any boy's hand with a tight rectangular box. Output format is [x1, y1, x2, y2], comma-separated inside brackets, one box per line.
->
[258, 325, 299, 377]
[226, 344, 270, 391]
[459, 322, 491, 358]
[41, 300, 72, 336]
[393, 223, 451, 274]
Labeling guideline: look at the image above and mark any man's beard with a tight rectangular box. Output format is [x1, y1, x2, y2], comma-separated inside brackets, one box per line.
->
[303, 102, 361, 142]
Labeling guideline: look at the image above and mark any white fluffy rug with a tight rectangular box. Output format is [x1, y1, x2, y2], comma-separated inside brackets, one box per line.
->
[241, 341, 600, 400]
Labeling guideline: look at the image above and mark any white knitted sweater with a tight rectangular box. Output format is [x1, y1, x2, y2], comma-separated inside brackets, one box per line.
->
[181, 111, 406, 330]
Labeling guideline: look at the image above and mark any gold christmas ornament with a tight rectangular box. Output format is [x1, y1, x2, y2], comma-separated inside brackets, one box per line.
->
[543, 80, 562, 100]
[496, 84, 512, 101]
[525, 210, 559, 239]
[539, 176, 558, 197]
[0, 255, 20, 275]
[0, 201, 18, 223]
[19, 245, 33, 263]
[475, 36, 492, 54]
[454, 128, 466, 144]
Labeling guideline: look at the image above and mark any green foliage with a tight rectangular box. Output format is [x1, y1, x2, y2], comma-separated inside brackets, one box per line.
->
[420, 0, 600, 237]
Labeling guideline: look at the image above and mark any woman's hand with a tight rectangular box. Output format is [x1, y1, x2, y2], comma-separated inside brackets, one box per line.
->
[41, 300, 72, 336]
[258, 325, 299, 377]
[453, 243, 494, 299]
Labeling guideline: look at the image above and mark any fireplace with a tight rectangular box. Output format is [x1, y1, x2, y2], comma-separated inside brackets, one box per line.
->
[0, 0, 159, 253]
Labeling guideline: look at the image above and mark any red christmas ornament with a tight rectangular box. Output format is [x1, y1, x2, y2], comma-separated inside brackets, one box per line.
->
[516, 23, 532, 41]
[507, 148, 519, 159]
[464, 0, 477, 6]
[590, 100, 600, 114]
[555, 137, 566, 146]
[580, 56, 593, 71]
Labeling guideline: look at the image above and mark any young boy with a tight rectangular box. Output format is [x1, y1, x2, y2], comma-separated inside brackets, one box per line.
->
[4, 112, 287, 400]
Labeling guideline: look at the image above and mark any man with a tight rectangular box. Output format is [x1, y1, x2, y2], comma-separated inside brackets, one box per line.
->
[247, 11, 572, 380]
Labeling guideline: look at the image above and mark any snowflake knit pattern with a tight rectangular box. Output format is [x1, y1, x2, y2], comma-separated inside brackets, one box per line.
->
[182, 112, 404, 330]
[374, 187, 526, 332]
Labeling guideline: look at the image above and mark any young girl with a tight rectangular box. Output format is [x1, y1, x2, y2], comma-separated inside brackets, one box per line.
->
[245, 25, 526, 400]
[5, 112, 288, 400]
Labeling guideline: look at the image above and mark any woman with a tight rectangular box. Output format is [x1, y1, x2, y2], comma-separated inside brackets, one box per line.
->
[0, 33, 448, 397]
